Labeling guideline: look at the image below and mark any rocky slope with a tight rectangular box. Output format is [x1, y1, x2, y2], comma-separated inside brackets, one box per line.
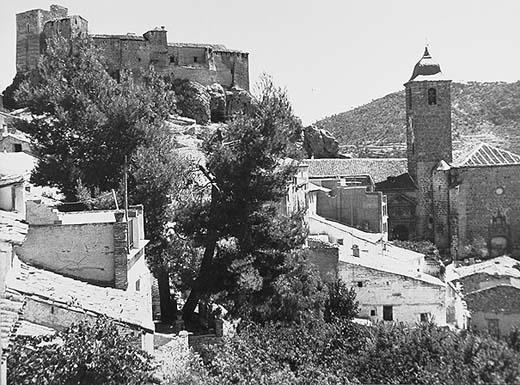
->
[314, 81, 520, 156]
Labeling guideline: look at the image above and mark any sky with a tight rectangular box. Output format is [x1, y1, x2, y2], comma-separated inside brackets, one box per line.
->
[1, 0, 520, 125]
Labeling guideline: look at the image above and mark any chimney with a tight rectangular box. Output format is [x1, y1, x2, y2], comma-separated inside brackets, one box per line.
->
[113, 211, 128, 289]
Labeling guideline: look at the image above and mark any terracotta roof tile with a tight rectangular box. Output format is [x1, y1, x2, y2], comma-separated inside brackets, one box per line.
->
[304, 158, 407, 183]
[0, 210, 27, 245]
[0, 292, 25, 357]
[6, 263, 154, 331]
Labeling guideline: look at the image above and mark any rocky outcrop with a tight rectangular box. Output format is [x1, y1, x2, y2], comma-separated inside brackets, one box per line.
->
[303, 125, 340, 158]
[172, 80, 211, 124]
[207, 83, 227, 123]
[226, 86, 254, 118]
[172, 80, 255, 124]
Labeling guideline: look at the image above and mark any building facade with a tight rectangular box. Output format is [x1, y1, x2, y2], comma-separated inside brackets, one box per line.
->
[375, 47, 520, 261]
[16, 5, 249, 91]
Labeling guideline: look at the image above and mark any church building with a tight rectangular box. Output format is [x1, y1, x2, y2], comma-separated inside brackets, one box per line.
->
[377, 47, 520, 261]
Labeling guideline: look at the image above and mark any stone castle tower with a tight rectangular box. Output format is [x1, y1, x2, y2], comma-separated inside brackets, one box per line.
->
[405, 47, 452, 244]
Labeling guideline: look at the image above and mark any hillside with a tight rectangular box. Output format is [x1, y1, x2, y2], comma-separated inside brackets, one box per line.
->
[315, 81, 520, 156]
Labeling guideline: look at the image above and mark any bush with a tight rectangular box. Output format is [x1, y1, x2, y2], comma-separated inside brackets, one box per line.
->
[7, 318, 153, 385]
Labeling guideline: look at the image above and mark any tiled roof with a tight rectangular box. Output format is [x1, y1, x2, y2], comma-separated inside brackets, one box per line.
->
[0, 210, 27, 245]
[0, 292, 25, 357]
[453, 143, 520, 168]
[450, 256, 520, 280]
[7, 263, 154, 331]
[305, 158, 407, 183]
[91, 34, 145, 41]
[169, 42, 227, 50]
[375, 172, 416, 190]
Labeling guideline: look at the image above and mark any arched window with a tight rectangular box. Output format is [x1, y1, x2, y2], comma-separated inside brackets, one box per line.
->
[428, 88, 437, 105]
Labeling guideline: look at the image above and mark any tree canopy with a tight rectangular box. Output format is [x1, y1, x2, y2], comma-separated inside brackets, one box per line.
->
[176, 76, 313, 323]
[15, 35, 176, 200]
[7, 318, 153, 385]
[14, 34, 190, 320]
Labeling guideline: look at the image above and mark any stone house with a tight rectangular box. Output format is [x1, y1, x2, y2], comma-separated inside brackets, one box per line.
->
[307, 214, 468, 328]
[5, 256, 155, 351]
[447, 256, 520, 336]
[16, 5, 249, 91]
[17, 201, 152, 297]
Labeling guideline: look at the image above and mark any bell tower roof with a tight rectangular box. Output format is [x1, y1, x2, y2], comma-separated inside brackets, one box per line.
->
[408, 47, 446, 82]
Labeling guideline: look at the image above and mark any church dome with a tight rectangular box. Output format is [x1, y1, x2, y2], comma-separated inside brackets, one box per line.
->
[409, 47, 444, 81]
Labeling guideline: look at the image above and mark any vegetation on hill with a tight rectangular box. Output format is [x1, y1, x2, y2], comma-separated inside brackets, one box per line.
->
[315, 81, 520, 155]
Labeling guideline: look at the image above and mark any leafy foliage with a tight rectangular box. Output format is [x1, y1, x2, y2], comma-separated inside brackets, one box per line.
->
[199, 320, 520, 385]
[15, 35, 176, 199]
[324, 279, 359, 322]
[7, 318, 153, 385]
[315, 81, 520, 155]
[176, 75, 308, 323]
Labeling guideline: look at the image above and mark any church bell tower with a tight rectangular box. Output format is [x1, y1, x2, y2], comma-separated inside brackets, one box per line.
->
[405, 47, 452, 241]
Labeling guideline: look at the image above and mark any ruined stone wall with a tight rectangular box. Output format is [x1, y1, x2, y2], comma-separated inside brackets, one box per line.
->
[16, 5, 68, 72]
[451, 165, 520, 258]
[16, 5, 250, 91]
[42, 15, 88, 43]
[306, 239, 339, 282]
[214, 51, 249, 90]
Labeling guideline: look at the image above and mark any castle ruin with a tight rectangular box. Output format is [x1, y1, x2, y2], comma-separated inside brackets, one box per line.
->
[15, 4, 249, 91]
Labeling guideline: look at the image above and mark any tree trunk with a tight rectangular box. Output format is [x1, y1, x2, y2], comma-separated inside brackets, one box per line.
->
[183, 184, 219, 324]
[182, 233, 217, 323]
[157, 265, 176, 322]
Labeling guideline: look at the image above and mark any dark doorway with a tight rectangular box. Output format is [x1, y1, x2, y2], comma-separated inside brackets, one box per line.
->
[392, 225, 409, 241]
[383, 305, 393, 321]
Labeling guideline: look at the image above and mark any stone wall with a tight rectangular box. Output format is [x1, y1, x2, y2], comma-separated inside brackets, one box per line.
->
[432, 165, 450, 252]
[465, 285, 520, 336]
[16, 5, 68, 72]
[406, 80, 452, 241]
[458, 273, 519, 294]
[316, 184, 384, 234]
[16, 222, 116, 284]
[451, 165, 520, 259]
[338, 261, 447, 325]
[23, 297, 154, 352]
[306, 239, 339, 282]
[16, 6, 250, 91]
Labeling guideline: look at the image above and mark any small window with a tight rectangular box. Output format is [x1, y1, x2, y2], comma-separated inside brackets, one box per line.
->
[357, 281, 363, 287]
[428, 88, 437, 105]
[337, 239, 344, 245]
[383, 305, 393, 321]
[352, 244, 360, 257]
[420, 313, 429, 322]
[193, 56, 198, 63]
[135, 279, 141, 292]
[13, 143, 22, 152]
[370, 309, 376, 316]
[170, 56, 175, 63]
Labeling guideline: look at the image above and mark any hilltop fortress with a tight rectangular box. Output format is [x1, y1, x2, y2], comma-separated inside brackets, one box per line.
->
[15, 4, 249, 91]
